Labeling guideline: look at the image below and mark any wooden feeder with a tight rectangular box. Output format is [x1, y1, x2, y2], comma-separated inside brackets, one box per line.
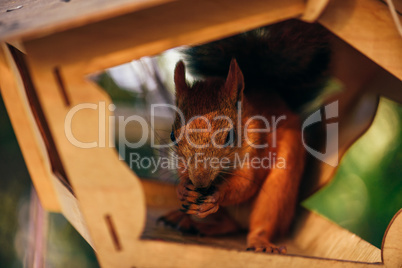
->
[0, 0, 401, 267]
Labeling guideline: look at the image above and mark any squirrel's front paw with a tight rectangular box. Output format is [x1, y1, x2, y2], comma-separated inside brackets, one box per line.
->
[176, 181, 198, 203]
[183, 198, 219, 218]
[178, 183, 220, 218]
[246, 239, 287, 254]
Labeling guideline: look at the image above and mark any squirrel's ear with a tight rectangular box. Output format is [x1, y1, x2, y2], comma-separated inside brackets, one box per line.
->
[224, 58, 244, 103]
[174, 60, 188, 95]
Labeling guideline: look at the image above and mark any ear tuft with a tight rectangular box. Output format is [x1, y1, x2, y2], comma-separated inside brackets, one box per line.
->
[224, 58, 244, 103]
[174, 60, 188, 95]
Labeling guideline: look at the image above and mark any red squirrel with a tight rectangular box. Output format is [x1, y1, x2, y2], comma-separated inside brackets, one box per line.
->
[158, 19, 330, 253]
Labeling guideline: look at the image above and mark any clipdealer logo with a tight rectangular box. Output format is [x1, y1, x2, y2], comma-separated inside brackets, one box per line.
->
[302, 101, 339, 167]
[63, 101, 339, 167]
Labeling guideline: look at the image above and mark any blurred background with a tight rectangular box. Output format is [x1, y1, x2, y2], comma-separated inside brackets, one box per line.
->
[0, 49, 401, 267]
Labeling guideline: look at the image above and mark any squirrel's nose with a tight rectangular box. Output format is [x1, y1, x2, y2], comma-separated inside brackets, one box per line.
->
[188, 166, 213, 188]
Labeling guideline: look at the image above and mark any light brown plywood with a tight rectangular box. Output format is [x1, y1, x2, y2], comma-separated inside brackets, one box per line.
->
[319, 0, 402, 81]
[1, 0, 401, 267]
[301, 0, 330, 22]
[0, 44, 60, 211]
[0, 0, 172, 42]
[23, 0, 306, 74]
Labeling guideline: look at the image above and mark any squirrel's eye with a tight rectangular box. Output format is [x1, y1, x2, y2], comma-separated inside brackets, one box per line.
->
[170, 131, 177, 145]
[225, 128, 235, 147]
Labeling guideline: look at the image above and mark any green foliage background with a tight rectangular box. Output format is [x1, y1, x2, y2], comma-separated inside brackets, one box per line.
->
[303, 98, 402, 248]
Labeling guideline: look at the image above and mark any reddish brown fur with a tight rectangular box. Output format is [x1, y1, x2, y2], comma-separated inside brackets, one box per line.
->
[165, 59, 305, 253]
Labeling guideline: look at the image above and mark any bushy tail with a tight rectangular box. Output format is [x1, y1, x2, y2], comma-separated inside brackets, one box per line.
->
[183, 19, 331, 111]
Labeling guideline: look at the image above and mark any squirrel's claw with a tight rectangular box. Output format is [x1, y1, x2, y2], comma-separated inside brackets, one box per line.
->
[246, 242, 287, 254]
[186, 202, 219, 218]
[177, 179, 220, 218]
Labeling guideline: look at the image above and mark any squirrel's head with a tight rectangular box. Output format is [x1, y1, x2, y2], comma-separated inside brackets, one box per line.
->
[171, 59, 245, 189]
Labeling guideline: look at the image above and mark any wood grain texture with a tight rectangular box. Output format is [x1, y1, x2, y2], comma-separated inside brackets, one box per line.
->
[141, 180, 382, 263]
[291, 210, 381, 262]
[319, 0, 402, 81]
[114, 240, 381, 268]
[23, 0, 305, 74]
[382, 209, 402, 268]
[0, 0, 172, 42]
[391, 0, 402, 13]
[51, 173, 94, 248]
[24, 59, 147, 268]
[0, 44, 60, 211]
[301, 0, 330, 22]
[4, 0, 401, 266]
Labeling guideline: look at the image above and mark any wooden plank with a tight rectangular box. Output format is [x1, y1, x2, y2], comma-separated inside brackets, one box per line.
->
[47, 177, 390, 267]
[392, 0, 402, 13]
[384, 0, 402, 37]
[0, 0, 172, 42]
[291, 210, 381, 262]
[382, 209, 402, 268]
[301, 0, 330, 22]
[142, 180, 382, 263]
[24, 0, 305, 74]
[319, 0, 402, 81]
[0, 44, 61, 211]
[13, 0, 400, 266]
[24, 56, 147, 267]
[125, 240, 382, 268]
[381, 0, 402, 18]
[51, 174, 94, 248]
